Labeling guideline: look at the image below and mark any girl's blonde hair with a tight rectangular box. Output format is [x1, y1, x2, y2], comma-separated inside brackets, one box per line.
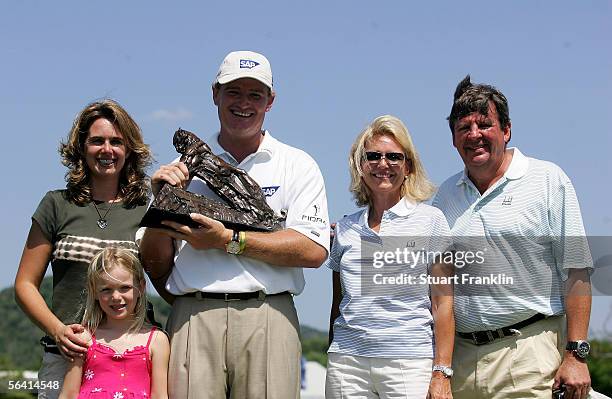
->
[82, 247, 148, 334]
[349, 115, 436, 207]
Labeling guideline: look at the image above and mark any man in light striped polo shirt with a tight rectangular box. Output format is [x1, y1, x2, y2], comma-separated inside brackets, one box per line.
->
[433, 76, 594, 399]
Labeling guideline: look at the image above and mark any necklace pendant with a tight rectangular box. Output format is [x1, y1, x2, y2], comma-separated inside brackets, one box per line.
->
[97, 219, 108, 229]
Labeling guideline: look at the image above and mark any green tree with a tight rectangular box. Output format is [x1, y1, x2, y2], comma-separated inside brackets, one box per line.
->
[301, 334, 328, 366]
[589, 339, 612, 395]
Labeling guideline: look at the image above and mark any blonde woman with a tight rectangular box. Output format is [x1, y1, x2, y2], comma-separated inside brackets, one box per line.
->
[326, 115, 455, 399]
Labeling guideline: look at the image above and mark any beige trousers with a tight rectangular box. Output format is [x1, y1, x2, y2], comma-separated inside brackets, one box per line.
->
[452, 315, 601, 399]
[167, 293, 301, 399]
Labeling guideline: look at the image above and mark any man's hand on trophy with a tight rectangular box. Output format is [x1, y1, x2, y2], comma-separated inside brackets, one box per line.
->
[151, 162, 190, 196]
[160, 213, 233, 251]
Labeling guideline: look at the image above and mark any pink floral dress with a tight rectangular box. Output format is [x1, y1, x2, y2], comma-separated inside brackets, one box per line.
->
[78, 327, 157, 399]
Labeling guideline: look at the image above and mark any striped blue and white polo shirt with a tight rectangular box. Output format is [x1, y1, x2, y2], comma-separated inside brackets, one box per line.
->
[433, 147, 593, 333]
[327, 198, 452, 358]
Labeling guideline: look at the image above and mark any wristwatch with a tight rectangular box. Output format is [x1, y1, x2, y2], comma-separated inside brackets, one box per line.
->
[566, 340, 590, 359]
[432, 365, 453, 378]
[225, 230, 241, 255]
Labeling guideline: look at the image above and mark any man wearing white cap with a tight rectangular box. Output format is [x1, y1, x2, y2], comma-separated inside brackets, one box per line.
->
[140, 50, 330, 398]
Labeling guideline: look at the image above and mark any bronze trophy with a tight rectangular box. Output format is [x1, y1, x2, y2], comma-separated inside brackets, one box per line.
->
[139, 129, 285, 232]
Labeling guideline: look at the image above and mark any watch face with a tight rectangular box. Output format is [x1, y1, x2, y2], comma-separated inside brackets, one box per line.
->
[226, 240, 241, 254]
[433, 366, 453, 378]
[577, 341, 590, 358]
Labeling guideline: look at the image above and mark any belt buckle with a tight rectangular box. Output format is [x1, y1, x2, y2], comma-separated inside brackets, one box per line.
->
[470, 332, 481, 345]
[224, 293, 241, 302]
[471, 331, 495, 345]
[40, 337, 57, 349]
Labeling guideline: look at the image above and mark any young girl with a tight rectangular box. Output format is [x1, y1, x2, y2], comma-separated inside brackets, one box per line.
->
[59, 247, 169, 399]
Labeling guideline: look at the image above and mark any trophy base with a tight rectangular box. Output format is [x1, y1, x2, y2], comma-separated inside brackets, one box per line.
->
[139, 185, 283, 232]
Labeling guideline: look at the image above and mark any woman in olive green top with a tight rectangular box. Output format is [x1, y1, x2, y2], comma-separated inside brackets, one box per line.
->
[14, 99, 152, 399]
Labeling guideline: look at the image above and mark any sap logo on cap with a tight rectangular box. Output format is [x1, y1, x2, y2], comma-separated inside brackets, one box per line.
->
[240, 59, 260, 69]
[262, 186, 280, 197]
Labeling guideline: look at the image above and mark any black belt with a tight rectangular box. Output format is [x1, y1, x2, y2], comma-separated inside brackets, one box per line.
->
[457, 313, 547, 345]
[181, 290, 290, 301]
[40, 336, 61, 355]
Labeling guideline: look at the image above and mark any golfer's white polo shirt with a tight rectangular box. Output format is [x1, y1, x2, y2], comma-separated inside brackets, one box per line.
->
[161, 131, 330, 295]
[433, 148, 592, 332]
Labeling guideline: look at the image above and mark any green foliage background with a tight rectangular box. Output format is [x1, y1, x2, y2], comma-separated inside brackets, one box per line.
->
[1, 277, 611, 396]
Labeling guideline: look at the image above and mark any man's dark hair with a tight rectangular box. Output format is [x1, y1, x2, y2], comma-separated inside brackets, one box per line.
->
[447, 75, 510, 134]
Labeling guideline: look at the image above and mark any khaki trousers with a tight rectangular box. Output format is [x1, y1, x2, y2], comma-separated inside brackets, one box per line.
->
[167, 293, 301, 399]
[451, 315, 599, 399]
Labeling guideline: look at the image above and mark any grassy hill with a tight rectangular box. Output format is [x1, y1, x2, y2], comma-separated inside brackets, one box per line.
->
[0, 277, 328, 370]
[0, 277, 53, 370]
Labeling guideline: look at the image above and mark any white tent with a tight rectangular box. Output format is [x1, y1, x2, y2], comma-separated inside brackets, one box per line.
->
[301, 361, 326, 399]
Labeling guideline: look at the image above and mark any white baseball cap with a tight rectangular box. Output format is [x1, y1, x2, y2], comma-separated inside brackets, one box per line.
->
[213, 50, 273, 89]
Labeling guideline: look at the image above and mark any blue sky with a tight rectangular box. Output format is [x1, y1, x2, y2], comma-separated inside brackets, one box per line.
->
[2, 1, 611, 335]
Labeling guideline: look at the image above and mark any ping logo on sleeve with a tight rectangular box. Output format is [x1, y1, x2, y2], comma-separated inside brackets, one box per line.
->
[262, 186, 280, 197]
[240, 59, 260, 69]
[301, 204, 326, 224]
